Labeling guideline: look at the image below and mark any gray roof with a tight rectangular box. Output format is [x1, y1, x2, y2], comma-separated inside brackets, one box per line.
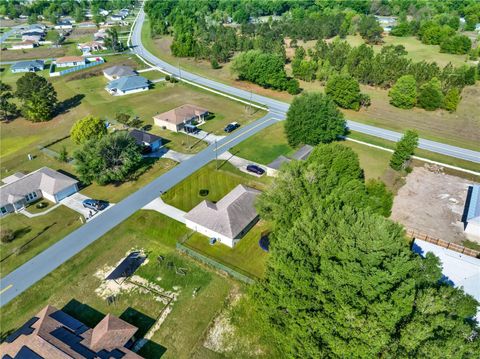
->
[0, 167, 78, 207]
[107, 75, 149, 92]
[290, 144, 314, 161]
[128, 129, 162, 145]
[11, 60, 44, 71]
[103, 65, 136, 78]
[184, 185, 261, 239]
[268, 155, 291, 170]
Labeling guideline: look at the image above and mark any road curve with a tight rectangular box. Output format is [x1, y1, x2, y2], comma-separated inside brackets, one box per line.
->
[131, 8, 480, 164]
[0, 114, 280, 307]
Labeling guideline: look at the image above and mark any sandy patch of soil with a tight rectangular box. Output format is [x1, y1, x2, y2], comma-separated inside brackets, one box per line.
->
[391, 165, 477, 243]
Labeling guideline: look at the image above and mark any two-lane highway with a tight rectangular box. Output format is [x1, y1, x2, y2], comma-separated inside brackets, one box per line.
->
[130, 8, 480, 164]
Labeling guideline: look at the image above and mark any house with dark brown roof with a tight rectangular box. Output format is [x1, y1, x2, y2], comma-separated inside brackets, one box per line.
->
[0, 305, 143, 358]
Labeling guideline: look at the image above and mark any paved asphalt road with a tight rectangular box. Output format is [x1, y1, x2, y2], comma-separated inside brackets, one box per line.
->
[1, 8, 479, 307]
[0, 114, 279, 306]
[131, 9, 480, 164]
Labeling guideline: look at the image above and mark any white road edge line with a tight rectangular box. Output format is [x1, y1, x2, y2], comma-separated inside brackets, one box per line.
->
[346, 138, 480, 176]
[130, 6, 479, 175]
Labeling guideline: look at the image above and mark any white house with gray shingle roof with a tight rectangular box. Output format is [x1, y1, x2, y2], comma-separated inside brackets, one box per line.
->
[184, 184, 261, 247]
[0, 167, 78, 216]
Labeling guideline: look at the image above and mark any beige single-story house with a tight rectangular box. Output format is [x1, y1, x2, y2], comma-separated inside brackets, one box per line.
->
[153, 104, 209, 132]
[55, 56, 86, 68]
[0, 167, 79, 216]
[77, 41, 106, 54]
[184, 185, 261, 247]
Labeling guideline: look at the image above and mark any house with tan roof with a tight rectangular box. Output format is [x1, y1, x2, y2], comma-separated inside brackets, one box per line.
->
[55, 56, 86, 68]
[0, 167, 78, 216]
[184, 184, 261, 247]
[153, 104, 209, 132]
[0, 305, 143, 358]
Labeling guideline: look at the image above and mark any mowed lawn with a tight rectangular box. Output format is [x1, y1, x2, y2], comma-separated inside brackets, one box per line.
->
[1, 58, 264, 173]
[233, 122, 392, 180]
[0, 206, 82, 277]
[142, 19, 480, 151]
[162, 161, 271, 212]
[0, 211, 237, 359]
[185, 220, 270, 279]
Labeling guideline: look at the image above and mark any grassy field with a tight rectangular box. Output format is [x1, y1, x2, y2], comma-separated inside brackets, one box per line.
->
[0, 206, 82, 277]
[0, 55, 264, 175]
[141, 19, 480, 152]
[162, 161, 271, 212]
[0, 211, 245, 359]
[231, 121, 295, 164]
[185, 220, 269, 279]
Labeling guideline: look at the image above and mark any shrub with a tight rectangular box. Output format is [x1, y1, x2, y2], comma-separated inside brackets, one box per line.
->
[1, 228, 15, 243]
[443, 88, 461, 112]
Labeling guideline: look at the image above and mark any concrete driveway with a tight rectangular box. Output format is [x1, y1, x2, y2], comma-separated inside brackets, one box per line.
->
[60, 193, 113, 221]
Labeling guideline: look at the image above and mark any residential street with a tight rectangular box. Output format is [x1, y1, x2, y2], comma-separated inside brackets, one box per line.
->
[1, 5, 479, 308]
[0, 114, 279, 306]
[130, 8, 480, 164]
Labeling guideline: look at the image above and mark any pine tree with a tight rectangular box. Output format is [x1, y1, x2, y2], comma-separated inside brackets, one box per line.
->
[390, 130, 419, 171]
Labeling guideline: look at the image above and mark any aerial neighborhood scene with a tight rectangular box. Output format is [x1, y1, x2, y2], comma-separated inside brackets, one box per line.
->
[1, 0, 480, 358]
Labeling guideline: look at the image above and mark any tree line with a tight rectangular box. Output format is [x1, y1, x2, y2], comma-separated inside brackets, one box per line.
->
[251, 141, 480, 358]
[291, 39, 478, 111]
[0, 0, 135, 25]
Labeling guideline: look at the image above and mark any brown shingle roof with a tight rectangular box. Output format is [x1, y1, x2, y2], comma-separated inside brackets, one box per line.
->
[153, 104, 209, 125]
[0, 305, 143, 358]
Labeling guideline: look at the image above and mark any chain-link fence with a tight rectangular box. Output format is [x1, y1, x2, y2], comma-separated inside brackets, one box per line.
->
[176, 242, 255, 284]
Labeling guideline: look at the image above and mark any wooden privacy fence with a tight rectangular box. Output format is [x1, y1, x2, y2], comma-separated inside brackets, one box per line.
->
[406, 228, 480, 259]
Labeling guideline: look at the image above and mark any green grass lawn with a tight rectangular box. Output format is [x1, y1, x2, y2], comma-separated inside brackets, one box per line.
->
[1, 56, 264, 175]
[0, 206, 82, 277]
[0, 210, 247, 359]
[162, 161, 271, 212]
[231, 121, 295, 164]
[141, 19, 480, 152]
[185, 220, 270, 279]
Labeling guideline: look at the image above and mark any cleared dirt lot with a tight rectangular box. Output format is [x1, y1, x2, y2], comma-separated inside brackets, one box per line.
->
[391, 166, 479, 244]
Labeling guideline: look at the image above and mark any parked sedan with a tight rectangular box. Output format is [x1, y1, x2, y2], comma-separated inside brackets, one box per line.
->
[224, 122, 240, 133]
[246, 164, 265, 175]
[82, 199, 109, 211]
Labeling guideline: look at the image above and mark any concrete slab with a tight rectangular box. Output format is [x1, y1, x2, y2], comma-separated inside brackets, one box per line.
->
[142, 197, 186, 223]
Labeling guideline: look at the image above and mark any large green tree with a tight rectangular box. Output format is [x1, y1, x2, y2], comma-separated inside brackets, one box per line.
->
[390, 130, 419, 171]
[325, 74, 361, 110]
[417, 77, 444, 111]
[74, 131, 143, 185]
[15, 73, 57, 122]
[285, 93, 346, 147]
[389, 75, 417, 109]
[70, 115, 107, 145]
[0, 82, 18, 121]
[358, 15, 383, 44]
[252, 143, 479, 358]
